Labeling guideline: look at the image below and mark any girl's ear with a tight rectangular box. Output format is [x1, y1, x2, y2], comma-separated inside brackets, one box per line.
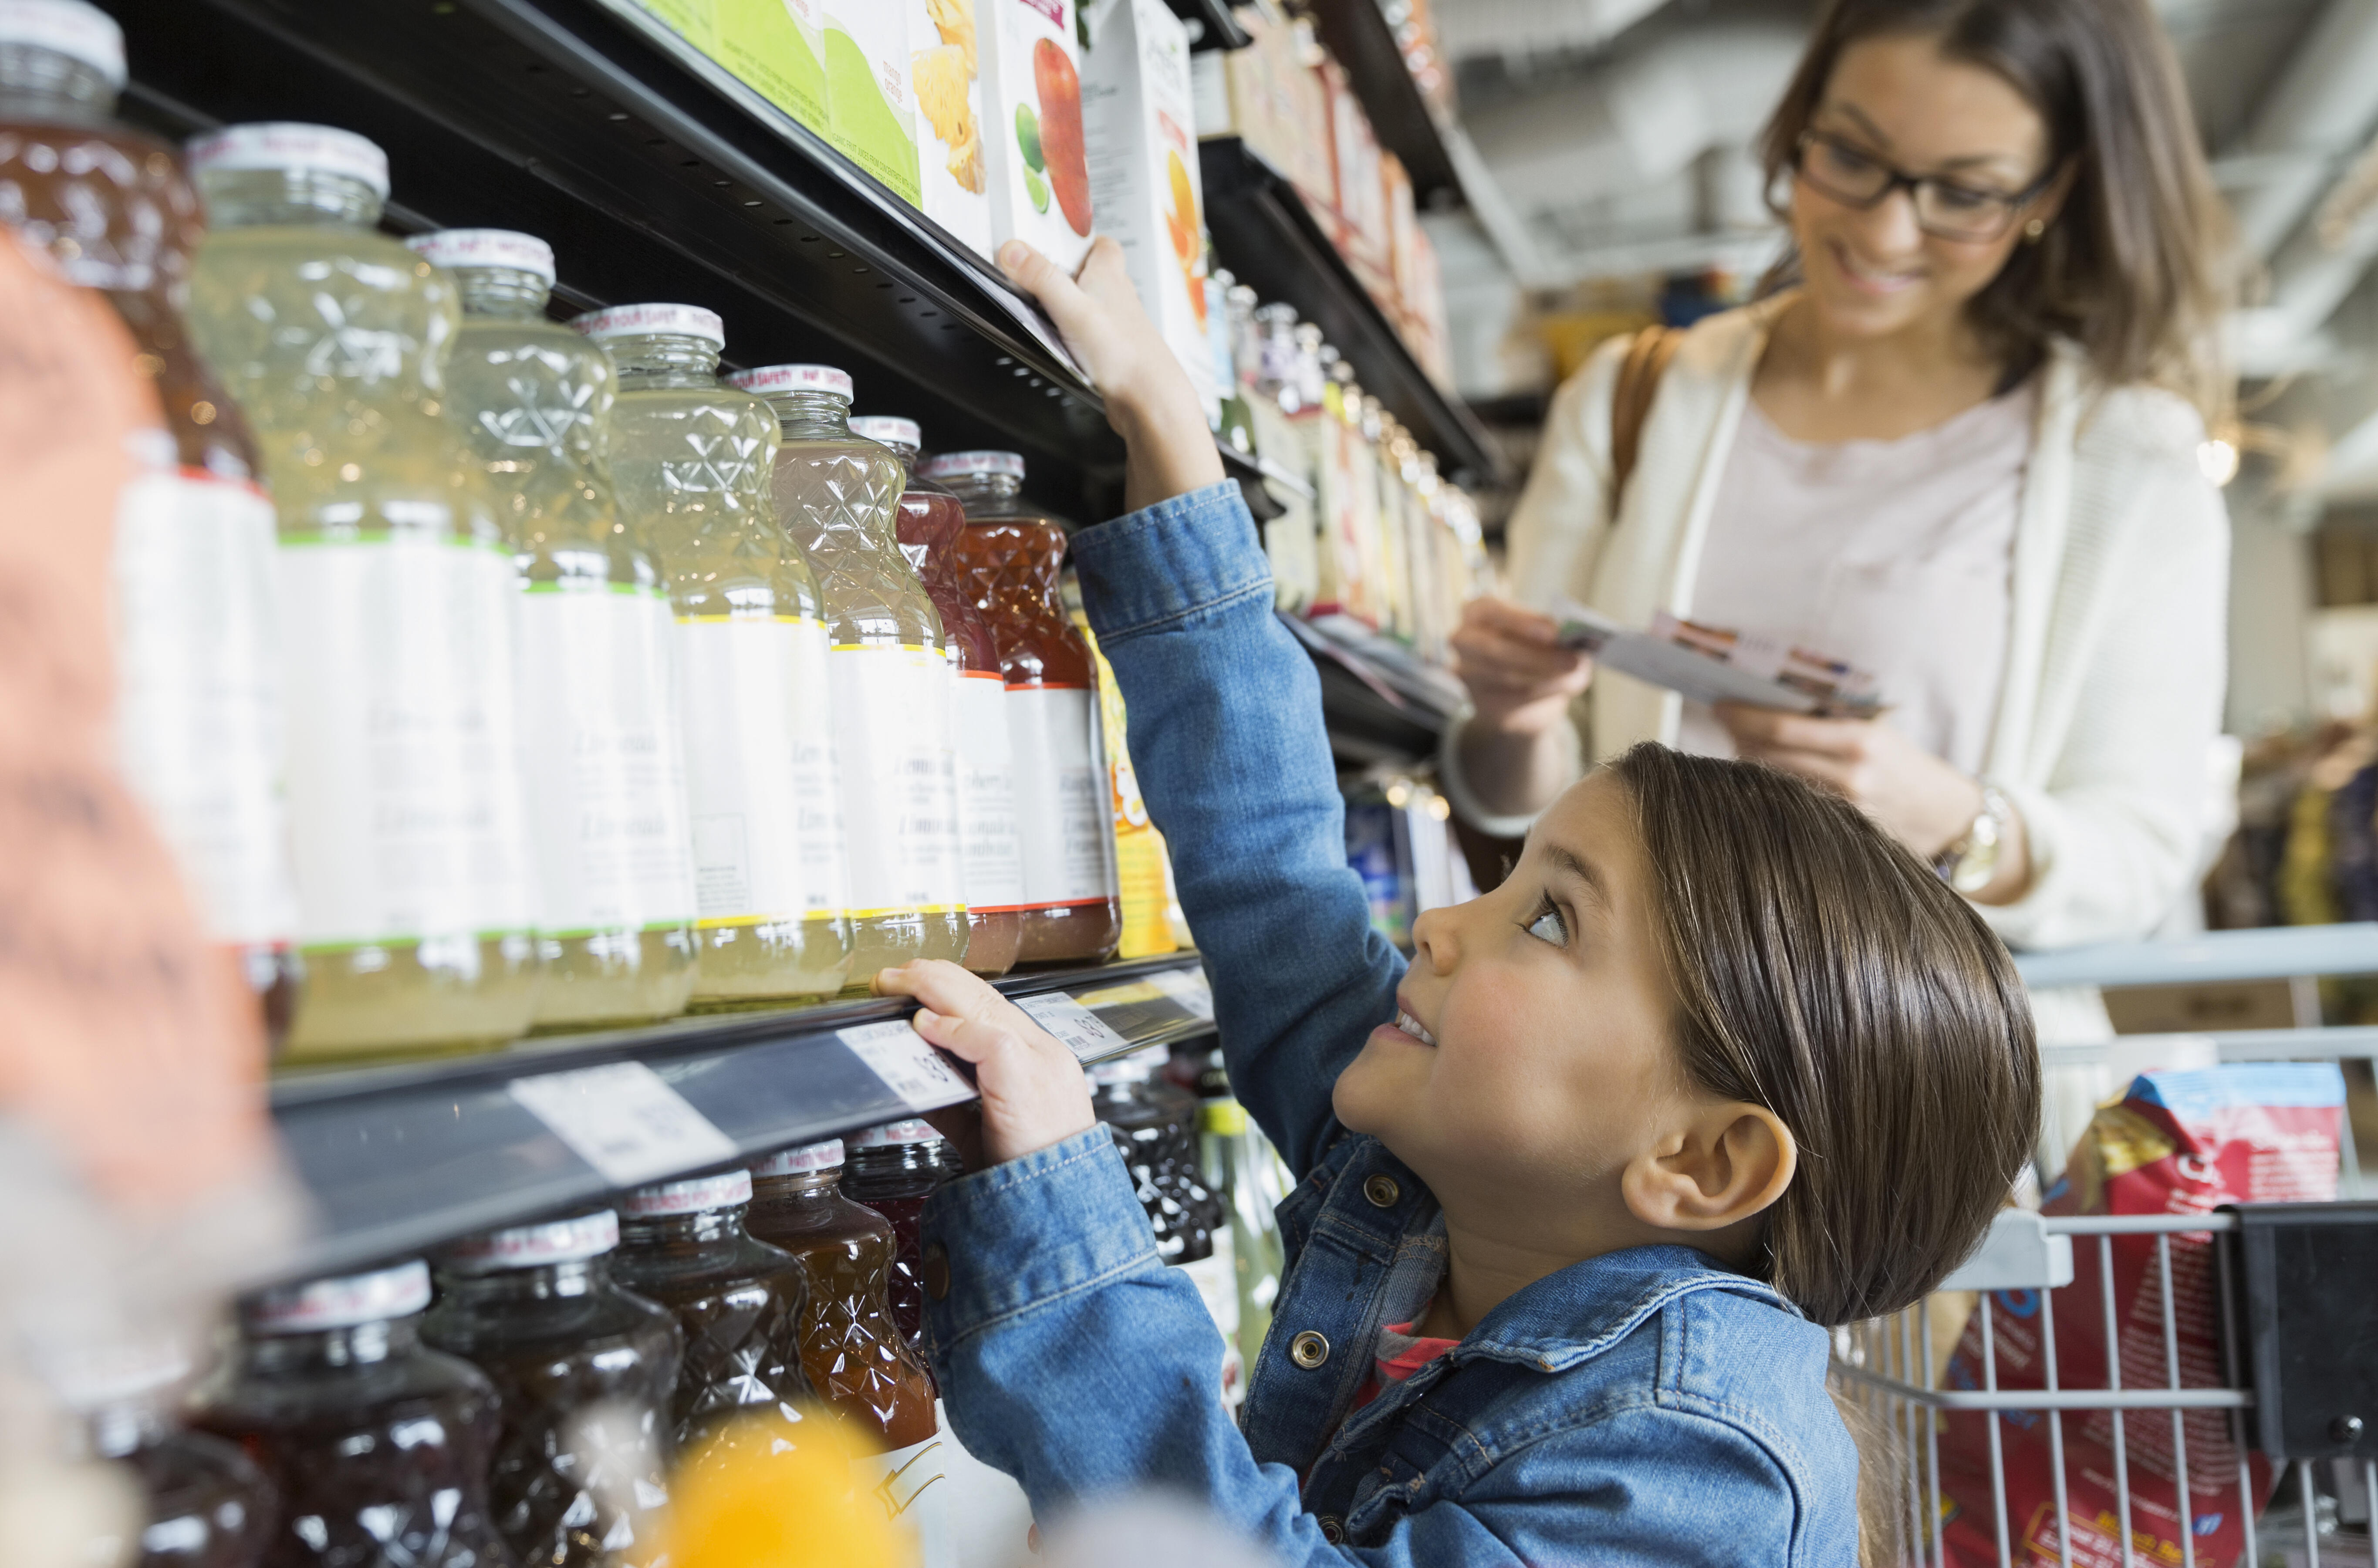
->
[1619, 1102, 1798, 1234]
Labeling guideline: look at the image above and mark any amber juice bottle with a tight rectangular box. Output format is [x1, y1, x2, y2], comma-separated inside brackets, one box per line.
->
[55, 1344, 274, 1568]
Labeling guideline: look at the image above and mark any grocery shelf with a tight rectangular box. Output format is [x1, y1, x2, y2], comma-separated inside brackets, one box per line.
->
[1301, 0, 1460, 205]
[1287, 613, 1455, 766]
[268, 952, 1215, 1284]
[1202, 137, 1501, 486]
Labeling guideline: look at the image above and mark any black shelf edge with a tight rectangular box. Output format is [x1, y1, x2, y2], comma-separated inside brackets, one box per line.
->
[1286, 613, 1450, 767]
[1203, 138, 1500, 487]
[1303, 0, 1460, 206]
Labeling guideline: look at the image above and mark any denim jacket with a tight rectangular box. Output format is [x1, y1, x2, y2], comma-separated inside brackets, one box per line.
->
[919, 483, 1859, 1565]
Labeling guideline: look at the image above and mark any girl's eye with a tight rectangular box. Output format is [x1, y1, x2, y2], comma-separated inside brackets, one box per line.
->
[1525, 902, 1567, 946]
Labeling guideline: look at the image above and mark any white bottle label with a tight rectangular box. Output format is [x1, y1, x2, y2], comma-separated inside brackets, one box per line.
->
[112, 468, 298, 947]
[1007, 685, 1111, 909]
[516, 585, 697, 936]
[676, 615, 844, 926]
[276, 534, 535, 948]
[830, 645, 965, 917]
[853, 1431, 952, 1568]
[951, 669, 1024, 912]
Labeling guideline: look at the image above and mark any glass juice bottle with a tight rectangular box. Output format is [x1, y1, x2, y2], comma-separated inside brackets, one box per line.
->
[1091, 1048, 1216, 1264]
[0, 1, 302, 1041]
[839, 1119, 950, 1373]
[606, 1170, 812, 1471]
[186, 124, 538, 1061]
[924, 451, 1120, 965]
[415, 232, 699, 1031]
[422, 1210, 682, 1568]
[588, 306, 852, 1007]
[191, 1261, 513, 1568]
[57, 1345, 275, 1568]
[850, 415, 1021, 979]
[729, 365, 968, 991]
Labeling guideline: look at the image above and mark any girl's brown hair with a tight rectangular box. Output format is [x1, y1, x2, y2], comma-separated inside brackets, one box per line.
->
[1608, 744, 2039, 1327]
[1758, 0, 2235, 417]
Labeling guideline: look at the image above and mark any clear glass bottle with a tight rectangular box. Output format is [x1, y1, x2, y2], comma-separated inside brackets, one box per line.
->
[191, 1261, 513, 1568]
[421, 1211, 682, 1568]
[1204, 269, 1253, 456]
[730, 366, 966, 990]
[0, 2, 303, 1045]
[55, 1344, 274, 1568]
[418, 232, 699, 1032]
[839, 1120, 951, 1379]
[588, 307, 852, 1007]
[924, 451, 1120, 966]
[186, 123, 539, 1062]
[850, 415, 1021, 979]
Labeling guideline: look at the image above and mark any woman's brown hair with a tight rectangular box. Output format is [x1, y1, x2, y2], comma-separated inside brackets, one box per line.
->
[1758, 0, 2236, 417]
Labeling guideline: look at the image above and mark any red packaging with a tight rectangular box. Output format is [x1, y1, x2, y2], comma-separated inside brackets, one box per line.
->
[1939, 1065, 2344, 1568]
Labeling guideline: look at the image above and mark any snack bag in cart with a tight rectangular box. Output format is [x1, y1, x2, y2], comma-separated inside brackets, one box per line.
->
[1938, 1064, 2346, 1568]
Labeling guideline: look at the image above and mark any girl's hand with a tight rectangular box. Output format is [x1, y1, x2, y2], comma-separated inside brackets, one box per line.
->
[872, 960, 1097, 1166]
[1713, 703, 1987, 859]
[1450, 596, 1592, 736]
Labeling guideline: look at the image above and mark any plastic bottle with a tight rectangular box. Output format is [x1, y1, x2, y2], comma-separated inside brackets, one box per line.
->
[588, 306, 853, 1007]
[422, 1211, 682, 1568]
[838, 1119, 949, 1375]
[54, 1344, 274, 1568]
[186, 124, 538, 1061]
[417, 231, 699, 1031]
[730, 366, 968, 990]
[924, 451, 1120, 966]
[0, 1, 303, 1044]
[850, 415, 1022, 979]
[191, 1261, 513, 1568]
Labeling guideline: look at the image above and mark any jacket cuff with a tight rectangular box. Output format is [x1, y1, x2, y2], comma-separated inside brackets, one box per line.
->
[1069, 481, 1273, 645]
[1435, 702, 1579, 838]
[921, 1125, 1161, 1347]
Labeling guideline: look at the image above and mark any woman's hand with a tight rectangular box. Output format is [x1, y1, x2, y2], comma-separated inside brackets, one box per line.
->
[872, 960, 1097, 1167]
[1714, 704, 1986, 857]
[1450, 597, 1593, 736]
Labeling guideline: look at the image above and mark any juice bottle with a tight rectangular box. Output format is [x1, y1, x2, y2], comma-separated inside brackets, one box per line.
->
[923, 451, 1119, 965]
[838, 1119, 949, 1373]
[186, 124, 539, 1061]
[588, 307, 853, 1006]
[729, 366, 966, 989]
[0, 2, 301, 1041]
[1061, 574, 1176, 960]
[416, 232, 699, 1031]
[606, 1170, 813, 1470]
[1091, 1047, 1215, 1263]
[191, 1260, 513, 1568]
[55, 1344, 274, 1568]
[422, 1210, 682, 1568]
[850, 415, 1022, 979]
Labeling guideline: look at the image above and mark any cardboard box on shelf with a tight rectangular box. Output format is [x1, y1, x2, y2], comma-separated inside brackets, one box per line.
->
[910, 0, 992, 257]
[1383, 150, 1417, 305]
[711, 0, 826, 128]
[632, 0, 716, 51]
[822, 0, 921, 203]
[1318, 57, 1390, 274]
[981, 0, 1095, 271]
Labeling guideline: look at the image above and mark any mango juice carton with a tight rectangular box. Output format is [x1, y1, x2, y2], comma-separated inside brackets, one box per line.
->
[709, 0, 826, 128]
[823, 0, 921, 203]
[909, 0, 992, 258]
[1083, 0, 1213, 420]
[980, 0, 1093, 271]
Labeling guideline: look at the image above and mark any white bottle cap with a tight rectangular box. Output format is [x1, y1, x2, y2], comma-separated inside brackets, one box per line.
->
[0, 0, 123, 87]
[850, 416, 921, 451]
[752, 1139, 845, 1176]
[188, 123, 390, 199]
[441, 1210, 618, 1271]
[246, 1260, 431, 1335]
[621, 1169, 753, 1217]
[405, 228, 556, 285]
[572, 302, 724, 347]
[726, 363, 853, 400]
[848, 1118, 940, 1149]
[919, 450, 1026, 481]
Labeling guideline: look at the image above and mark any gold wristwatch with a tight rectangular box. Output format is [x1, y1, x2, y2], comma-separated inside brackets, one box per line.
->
[1939, 784, 2011, 896]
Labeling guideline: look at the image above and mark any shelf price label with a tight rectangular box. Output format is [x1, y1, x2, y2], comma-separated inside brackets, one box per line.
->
[1148, 966, 1215, 1022]
[839, 1019, 974, 1113]
[1017, 992, 1132, 1063]
[508, 1061, 739, 1189]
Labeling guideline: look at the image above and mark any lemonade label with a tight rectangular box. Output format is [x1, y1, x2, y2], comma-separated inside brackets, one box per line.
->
[952, 669, 1025, 911]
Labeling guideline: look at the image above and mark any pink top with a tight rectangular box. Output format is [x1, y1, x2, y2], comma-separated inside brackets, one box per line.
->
[1676, 380, 2034, 776]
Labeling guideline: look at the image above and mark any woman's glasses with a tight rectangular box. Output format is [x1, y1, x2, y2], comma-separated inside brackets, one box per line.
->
[1793, 129, 2058, 243]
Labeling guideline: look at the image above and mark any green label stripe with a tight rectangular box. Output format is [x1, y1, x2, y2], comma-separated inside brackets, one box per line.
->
[279, 528, 512, 555]
[522, 580, 663, 597]
[301, 927, 533, 953]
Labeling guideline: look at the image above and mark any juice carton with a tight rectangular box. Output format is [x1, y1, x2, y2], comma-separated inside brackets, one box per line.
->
[711, 0, 825, 128]
[1318, 57, 1389, 273]
[1083, 0, 1214, 420]
[823, 0, 921, 203]
[980, 0, 1094, 271]
[632, 0, 716, 52]
[909, 0, 992, 257]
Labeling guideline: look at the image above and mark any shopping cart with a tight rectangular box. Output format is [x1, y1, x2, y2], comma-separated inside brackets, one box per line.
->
[1831, 923, 2378, 1568]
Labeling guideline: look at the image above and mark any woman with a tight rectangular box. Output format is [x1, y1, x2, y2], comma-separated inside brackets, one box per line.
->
[1446, 0, 2233, 996]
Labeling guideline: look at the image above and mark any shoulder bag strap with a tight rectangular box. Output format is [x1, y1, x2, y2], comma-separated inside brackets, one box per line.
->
[1608, 324, 1682, 512]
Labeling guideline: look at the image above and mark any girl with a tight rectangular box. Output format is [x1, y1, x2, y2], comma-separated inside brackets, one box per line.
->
[871, 233, 2040, 1563]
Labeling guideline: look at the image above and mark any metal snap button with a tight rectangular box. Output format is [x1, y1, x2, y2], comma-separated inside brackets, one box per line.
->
[1290, 1330, 1330, 1369]
[1318, 1516, 1344, 1544]
[1362, 1174, 1400, 1208]
[922, 1241, 950, 1301]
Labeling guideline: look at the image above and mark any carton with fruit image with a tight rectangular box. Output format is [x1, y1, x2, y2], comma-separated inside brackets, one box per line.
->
[909, 0, 991, 257]
[1083, 0, 1216, 419]
[824, 0, 921, 203]
[980, 0, 1093, 271]
[711, 0, 826, 129]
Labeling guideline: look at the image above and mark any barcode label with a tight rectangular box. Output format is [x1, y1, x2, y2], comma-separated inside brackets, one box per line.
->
[1017, 991, 1133, 1062]
[508, 1061, 738, 1188]
[840, 1018, 974, 1112]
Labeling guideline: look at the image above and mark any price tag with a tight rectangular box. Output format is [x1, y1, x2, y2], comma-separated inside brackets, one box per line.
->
[840, 1019, 975, 1112]
[1017, 991, 1133, 1062]
[1148, 966, 1216, 1022]
[508, 1061, 739, 1188]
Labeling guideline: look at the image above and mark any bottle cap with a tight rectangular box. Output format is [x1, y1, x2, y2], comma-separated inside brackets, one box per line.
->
[726, 364, 853, 401]
[752, 1139, 845, 1176]
[441, 1210, 618, 1270]
[0, 0, 122, 87]
[849, 416, 920, 452]
[918, 450, 1026, 482]
[405, 228, 556, 285]
[245, 1260, 431, 1335]
[572, 302, 724, 348]
[848, 1118, 939, 1148]
[1253, 302, 1297, 324]
[42, 1339, 190, 1411]
[188, 123, 390, 199]
[621, 1169, 753, 1216]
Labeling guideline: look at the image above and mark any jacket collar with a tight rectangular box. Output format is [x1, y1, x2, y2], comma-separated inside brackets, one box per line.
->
[1451, 1244, 1799, 1374]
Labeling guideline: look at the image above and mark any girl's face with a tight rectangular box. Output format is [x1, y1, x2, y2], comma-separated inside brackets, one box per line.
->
[1790, 33, 2065, 343]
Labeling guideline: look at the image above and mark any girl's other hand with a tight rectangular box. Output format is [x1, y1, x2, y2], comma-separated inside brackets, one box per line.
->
[872, 960, 1098, 1166]
[1451, 596, 1593, 736]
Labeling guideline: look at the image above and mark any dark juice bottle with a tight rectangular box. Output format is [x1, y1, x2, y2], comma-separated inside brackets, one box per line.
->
[191, 1261, 513, 1568]
[922, 451, 1120, 966]
[605, 1170, 812, 1472]
[852, 416, 1023, 980]
[1092, 1048, 1216, 1264]
[0, 0, 300, 1042]
[421, 1211, 681, 1568]
[838, 1119, 949, 1374]
[60, 1345, 274, 1568]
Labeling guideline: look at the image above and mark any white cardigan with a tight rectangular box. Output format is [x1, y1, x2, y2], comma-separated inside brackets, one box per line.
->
[1442, 296, 2231, 955]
